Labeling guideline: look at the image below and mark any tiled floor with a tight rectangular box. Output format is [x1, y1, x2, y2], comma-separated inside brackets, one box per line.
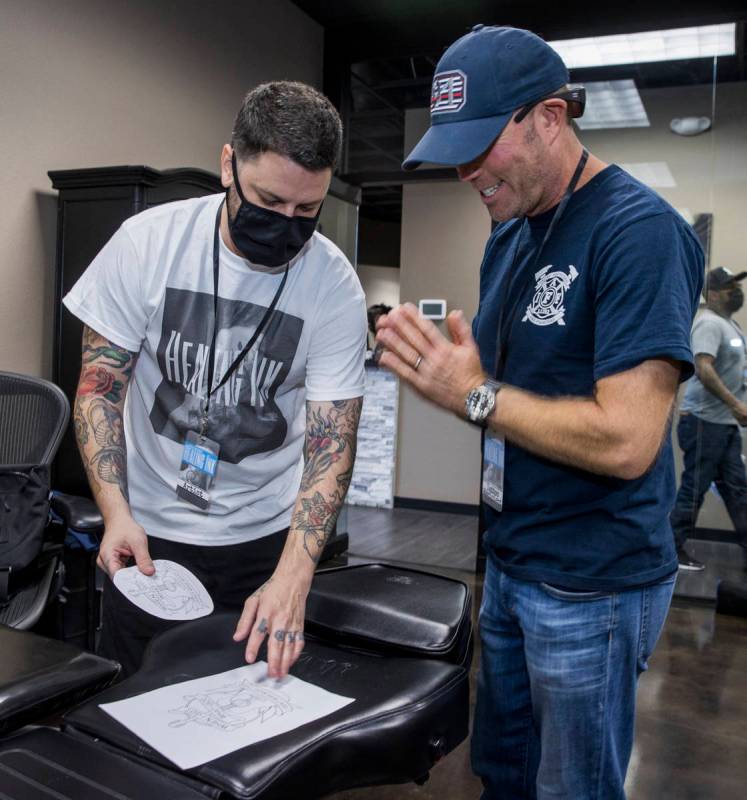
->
[329, 506, 747, 799]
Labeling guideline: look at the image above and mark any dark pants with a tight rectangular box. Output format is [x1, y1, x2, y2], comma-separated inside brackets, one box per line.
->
[670, 414, 747, 550]
[98, 529, 287, 677]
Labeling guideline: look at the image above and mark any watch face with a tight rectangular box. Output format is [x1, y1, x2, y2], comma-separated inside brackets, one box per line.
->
[467, 385, 495, 421]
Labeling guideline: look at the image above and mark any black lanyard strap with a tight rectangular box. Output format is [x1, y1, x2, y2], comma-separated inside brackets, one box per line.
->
[492, 148, 589, 378]
[202, 202, 289, 434]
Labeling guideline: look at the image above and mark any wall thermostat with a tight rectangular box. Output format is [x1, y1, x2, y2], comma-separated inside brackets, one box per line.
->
[418, 299, 447, 320]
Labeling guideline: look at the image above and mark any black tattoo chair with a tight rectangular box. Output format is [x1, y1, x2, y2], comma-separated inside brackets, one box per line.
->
[0, 371, 120, 648]
[0, 371, 70, 630]
[0, 372, 121, 761]
[0, 563, 473, 799]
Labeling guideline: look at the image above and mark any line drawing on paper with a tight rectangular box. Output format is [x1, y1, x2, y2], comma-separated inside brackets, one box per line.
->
[168, 680, 299, 731]
[128, 561, 211, 616]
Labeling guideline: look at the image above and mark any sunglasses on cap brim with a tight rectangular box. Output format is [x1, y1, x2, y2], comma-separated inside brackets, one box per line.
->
[514, 87, 586, 124]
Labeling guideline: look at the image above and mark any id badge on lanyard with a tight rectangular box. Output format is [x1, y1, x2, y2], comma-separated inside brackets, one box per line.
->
[176, 431, 220, 510]
[482, 430, 505, 512]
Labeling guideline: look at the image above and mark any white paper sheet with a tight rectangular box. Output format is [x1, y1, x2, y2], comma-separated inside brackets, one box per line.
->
[113, 559, 213, 620]
[99, 663, 355, 769]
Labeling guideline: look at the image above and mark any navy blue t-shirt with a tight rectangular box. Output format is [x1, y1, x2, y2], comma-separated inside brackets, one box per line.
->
[473, 165, 703, 591]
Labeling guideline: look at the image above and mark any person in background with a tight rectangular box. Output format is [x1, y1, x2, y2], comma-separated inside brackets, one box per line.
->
[671, 266, 747, 570]
[367, 303, 392, 361]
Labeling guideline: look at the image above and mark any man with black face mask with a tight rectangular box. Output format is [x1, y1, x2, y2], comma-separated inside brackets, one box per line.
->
[671, 266, 747, 570]
[63, 82, 367, 678]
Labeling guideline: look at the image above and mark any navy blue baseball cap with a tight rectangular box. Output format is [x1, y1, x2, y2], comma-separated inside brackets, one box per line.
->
[403, 25, 570, 170]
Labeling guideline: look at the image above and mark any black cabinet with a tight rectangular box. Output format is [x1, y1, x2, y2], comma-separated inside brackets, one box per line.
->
[48, 166, 222, 496]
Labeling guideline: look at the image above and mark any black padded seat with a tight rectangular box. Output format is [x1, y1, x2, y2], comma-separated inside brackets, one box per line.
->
[0, 727, 209, 799]
[0, 557, 59, 631]
[50, 492, 104, 535]
[0, 626, 119, 735]
[65, 613, 470, 799]
[306, 563, 473, 665]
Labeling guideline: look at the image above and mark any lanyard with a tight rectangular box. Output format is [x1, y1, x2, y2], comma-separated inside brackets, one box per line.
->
[201, 202, 289, 436]
[492, 149, 589, 379]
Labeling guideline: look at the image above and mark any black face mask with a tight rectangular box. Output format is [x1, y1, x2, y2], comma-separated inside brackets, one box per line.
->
[227, 154, 320, 267]
[727, 288, 744, 313]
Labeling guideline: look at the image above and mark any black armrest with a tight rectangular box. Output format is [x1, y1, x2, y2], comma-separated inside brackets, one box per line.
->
[51, 493, 104, 535]
[0, 626, 119, 735]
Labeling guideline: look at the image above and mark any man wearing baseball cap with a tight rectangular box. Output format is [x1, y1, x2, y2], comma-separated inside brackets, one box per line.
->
[671, 267, 747, 571]
[376, 25, 704, 799]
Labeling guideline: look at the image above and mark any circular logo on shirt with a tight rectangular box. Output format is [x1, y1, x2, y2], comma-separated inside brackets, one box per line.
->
[522, 264, 579, 327]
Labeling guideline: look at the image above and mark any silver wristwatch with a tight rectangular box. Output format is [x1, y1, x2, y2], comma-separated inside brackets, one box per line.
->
[465, 379, 502, 427]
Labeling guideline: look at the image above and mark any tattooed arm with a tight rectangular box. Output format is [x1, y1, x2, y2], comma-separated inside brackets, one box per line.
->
[234, 397, 363, 678]
[75, 325, 154, 577]
[292, 398, 363, 562]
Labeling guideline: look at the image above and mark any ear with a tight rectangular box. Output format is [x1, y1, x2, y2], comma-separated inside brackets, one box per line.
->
[219, 144, 234, 189]
[536, 99, 567, 145]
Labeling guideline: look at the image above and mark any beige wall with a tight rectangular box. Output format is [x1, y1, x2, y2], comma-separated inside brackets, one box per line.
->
[397, 82, 747, 522]
[396, 116, 490, 501]
[358, 264, 401, 309]
[0, 0, 322, 377]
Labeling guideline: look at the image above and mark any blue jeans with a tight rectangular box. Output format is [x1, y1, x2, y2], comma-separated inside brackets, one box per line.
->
[670, 413, 747, 550]
[471, 560, 676, 800]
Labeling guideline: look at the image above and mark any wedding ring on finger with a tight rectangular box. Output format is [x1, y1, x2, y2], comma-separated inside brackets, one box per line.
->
[413, 355, 423, 371]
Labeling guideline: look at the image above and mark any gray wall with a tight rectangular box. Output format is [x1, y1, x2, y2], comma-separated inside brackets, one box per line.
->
[397, 81, 747, 524]
[0, 0, 322, 377]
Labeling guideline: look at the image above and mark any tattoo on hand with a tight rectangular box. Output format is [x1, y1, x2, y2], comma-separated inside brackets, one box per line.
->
[258, 618, 268, 634]
[251, 579, 273, 600]
[274, 630, 286, 642]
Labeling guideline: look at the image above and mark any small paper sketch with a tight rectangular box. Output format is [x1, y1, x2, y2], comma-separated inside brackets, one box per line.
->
[99, 662, 355, 769]
[168, 679, 297, 731]
[113, 559, 213, 620]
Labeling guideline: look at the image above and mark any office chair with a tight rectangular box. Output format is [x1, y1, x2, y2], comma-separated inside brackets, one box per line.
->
[0, 371, 69, 629]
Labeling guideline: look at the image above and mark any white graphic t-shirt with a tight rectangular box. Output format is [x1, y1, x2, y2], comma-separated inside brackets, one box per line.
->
[64, 193, 367, 545]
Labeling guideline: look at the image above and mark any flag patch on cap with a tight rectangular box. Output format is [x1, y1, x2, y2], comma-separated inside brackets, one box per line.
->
[431, 70, 467, 114]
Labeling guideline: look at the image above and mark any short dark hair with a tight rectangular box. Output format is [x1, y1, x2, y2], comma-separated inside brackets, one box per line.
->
[367, 303, 392, 335]
[232, 81, 343, 172]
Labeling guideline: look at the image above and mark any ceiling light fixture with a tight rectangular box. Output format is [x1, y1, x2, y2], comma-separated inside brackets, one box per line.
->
[574, 80, 650, 129]
[549, 23, 736, 69]
[670, 116, 712, 136]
